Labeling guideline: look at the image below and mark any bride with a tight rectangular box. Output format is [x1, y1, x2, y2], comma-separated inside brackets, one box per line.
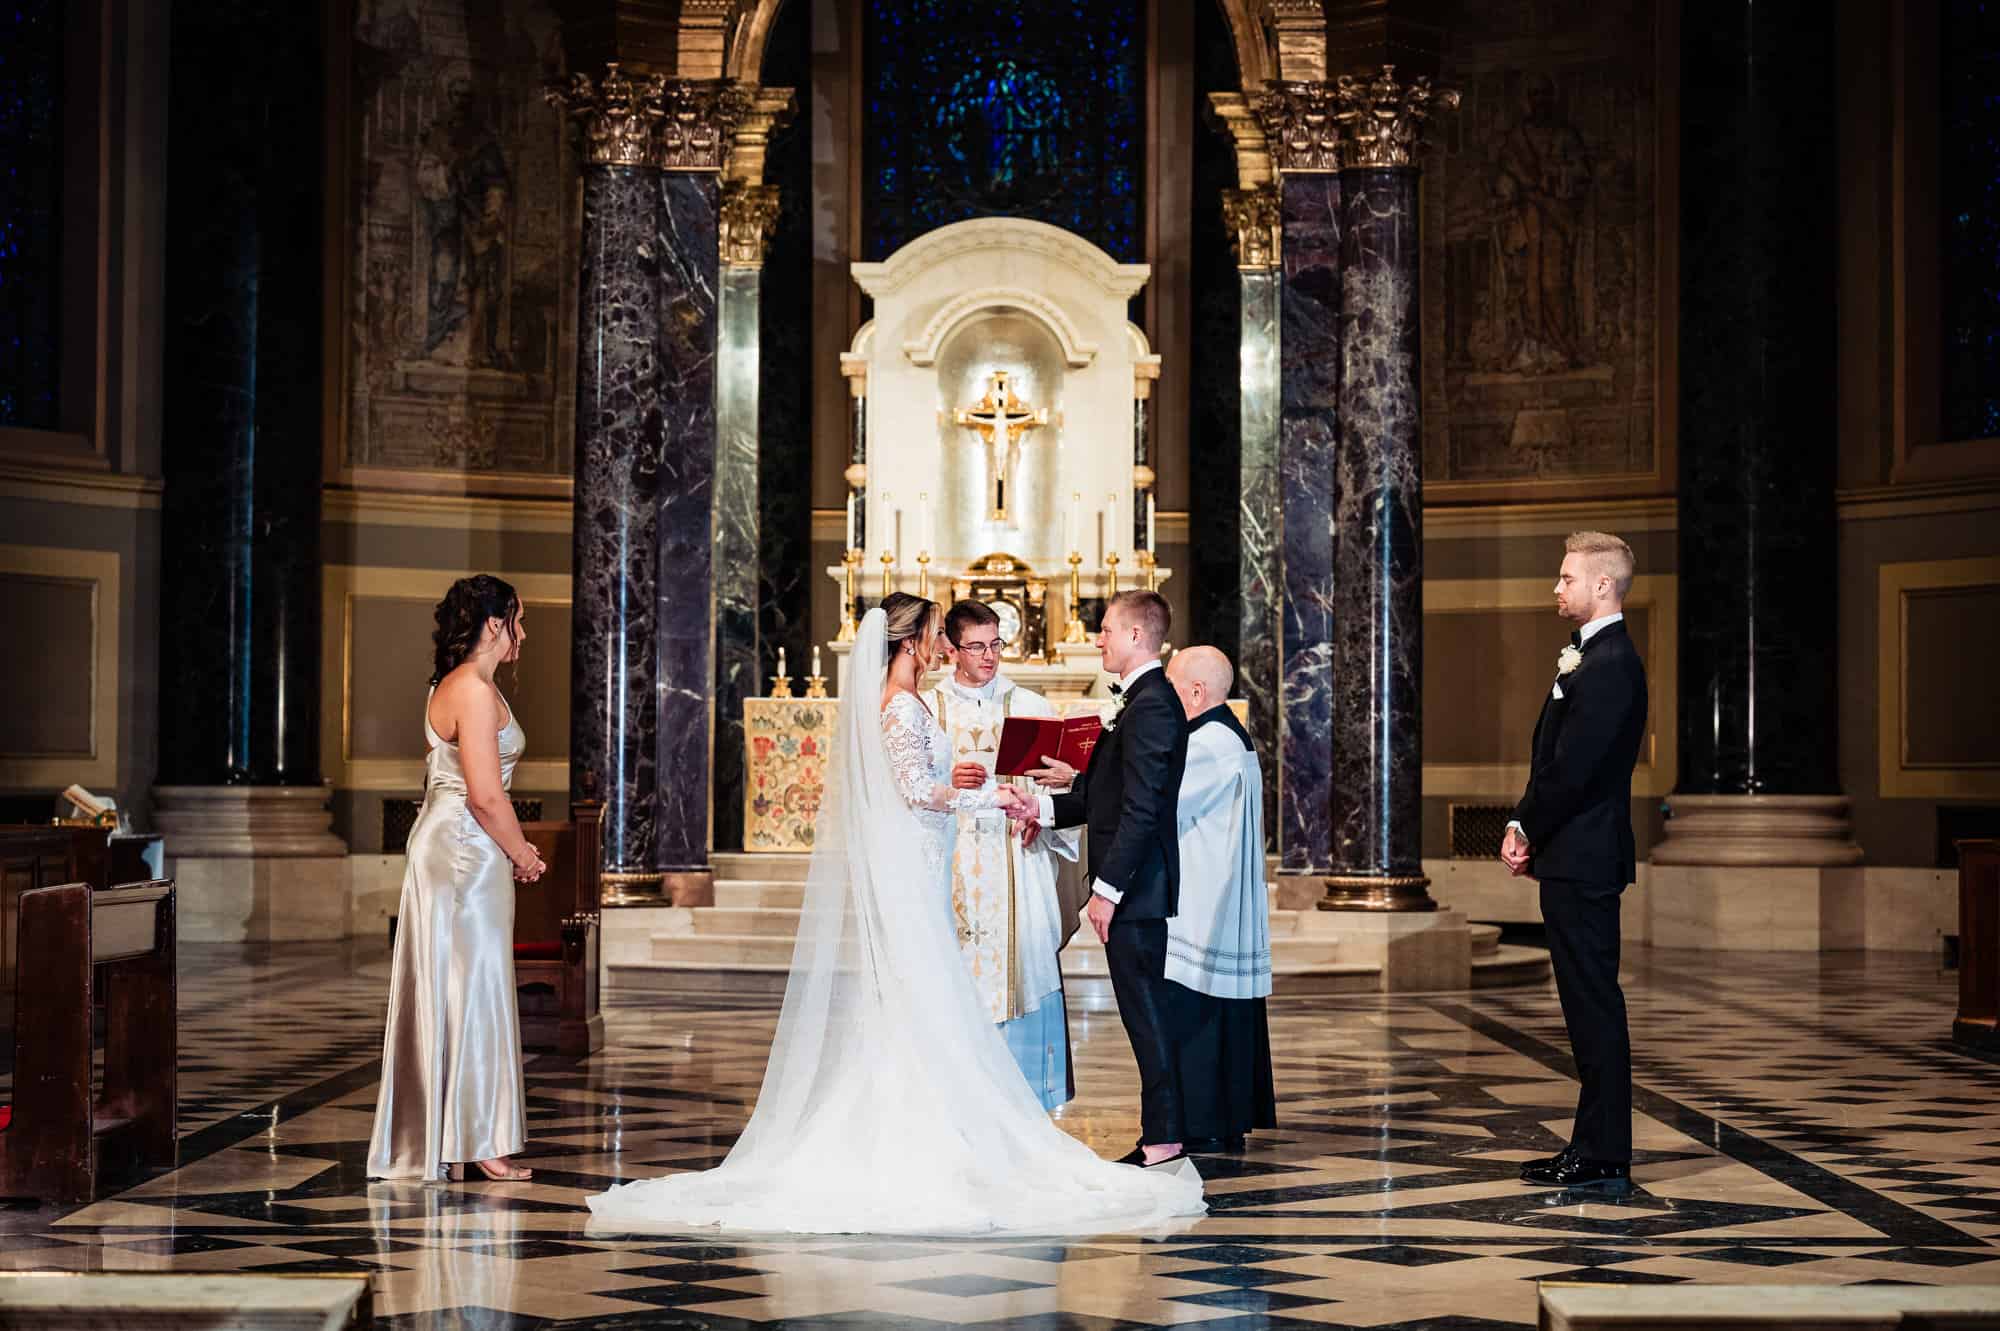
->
[587, 594, 1205, 1234]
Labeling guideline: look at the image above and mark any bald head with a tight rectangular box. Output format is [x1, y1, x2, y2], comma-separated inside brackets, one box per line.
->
[1167, 645, 1233, 720]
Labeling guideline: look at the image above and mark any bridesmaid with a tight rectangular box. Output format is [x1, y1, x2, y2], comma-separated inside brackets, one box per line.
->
[368, 575, 546, 1183]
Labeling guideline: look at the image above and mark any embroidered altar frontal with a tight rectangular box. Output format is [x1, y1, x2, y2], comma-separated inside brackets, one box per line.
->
[743, 698, 835, 852]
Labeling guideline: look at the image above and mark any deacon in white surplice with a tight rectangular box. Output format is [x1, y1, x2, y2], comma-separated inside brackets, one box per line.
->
[928, 600, 1088, 1110]
[1161, 645, 1277, 1152]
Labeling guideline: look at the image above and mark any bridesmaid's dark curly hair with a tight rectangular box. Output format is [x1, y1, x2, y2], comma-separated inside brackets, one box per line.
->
[431, 575, 521, 685]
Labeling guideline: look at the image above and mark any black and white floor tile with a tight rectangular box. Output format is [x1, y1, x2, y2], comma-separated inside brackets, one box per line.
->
[5, 942, 2000, 1328]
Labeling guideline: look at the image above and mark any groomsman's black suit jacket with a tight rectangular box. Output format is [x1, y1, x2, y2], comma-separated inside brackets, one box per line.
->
[1515, 619, 1649, 885]
[1050, 665, 1188, 922]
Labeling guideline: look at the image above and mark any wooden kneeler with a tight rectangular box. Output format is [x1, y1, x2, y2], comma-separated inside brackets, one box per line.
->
[0, 879, 177, 1203]
[516, 801, 604, 1056]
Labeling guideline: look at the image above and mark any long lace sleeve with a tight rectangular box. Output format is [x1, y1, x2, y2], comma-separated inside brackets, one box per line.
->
[881, 694, 1003, 815]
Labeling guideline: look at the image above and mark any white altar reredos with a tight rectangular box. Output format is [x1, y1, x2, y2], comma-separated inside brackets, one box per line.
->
[828, 218, 1169, 698]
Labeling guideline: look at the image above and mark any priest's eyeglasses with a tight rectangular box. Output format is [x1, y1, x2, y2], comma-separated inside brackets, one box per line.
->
[956, 640, 1003, 656]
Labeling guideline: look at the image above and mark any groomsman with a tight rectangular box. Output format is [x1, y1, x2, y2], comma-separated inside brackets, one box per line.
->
[1162, 646, 1276, 1154]
[1503, 531, 1649, 1195]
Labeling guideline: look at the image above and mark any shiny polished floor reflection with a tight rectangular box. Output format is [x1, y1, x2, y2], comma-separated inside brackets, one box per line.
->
[5, 941, 2000, 1329]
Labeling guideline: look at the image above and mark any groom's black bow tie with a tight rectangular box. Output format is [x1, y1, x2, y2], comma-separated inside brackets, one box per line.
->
[1109, 683, 1124, 697]
[1570, 629, 1583, 648]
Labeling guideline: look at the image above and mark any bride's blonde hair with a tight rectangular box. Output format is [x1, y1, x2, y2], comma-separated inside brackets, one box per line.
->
[881, 592, 939, 656]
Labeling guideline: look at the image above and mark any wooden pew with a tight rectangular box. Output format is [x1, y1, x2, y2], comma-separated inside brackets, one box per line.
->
[0, 879, 178, 1203]
[1, 828, 92, 999]
[516, 801, 604, 1056]
[1955, 839, 2000, 1054]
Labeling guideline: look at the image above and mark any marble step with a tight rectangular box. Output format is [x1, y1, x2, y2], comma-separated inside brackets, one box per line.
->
[650, 928, 1361, 970]
[713, 852, 811, 883]
[1472, 943, 1551, 987]
[713, 878, 1297, 913]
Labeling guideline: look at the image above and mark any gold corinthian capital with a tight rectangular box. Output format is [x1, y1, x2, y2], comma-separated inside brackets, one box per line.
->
[1332, 64, 1460, 169]
[656, 79, 750, 171]
[1221, 185, 1283, 271]
[1253, 81, 1343, 174]
[544, 62, 666, 168]
[719, 181, 782, 268]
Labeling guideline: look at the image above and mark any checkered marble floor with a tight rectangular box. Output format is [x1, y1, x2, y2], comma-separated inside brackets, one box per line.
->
[5, 940, 2000, 1329]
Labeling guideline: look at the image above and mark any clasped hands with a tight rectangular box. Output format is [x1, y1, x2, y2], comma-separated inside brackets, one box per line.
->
[1499, 825, 1532, 877]
[511, 845, 547, 883]
[951, 757, 1072, 850]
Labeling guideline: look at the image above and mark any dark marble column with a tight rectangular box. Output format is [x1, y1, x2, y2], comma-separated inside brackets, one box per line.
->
[653, 172, 721, 887]
[1277, 173, 1341, 878]
[157, 0, 322, 789]
[1324, 164, 1430, 910]
[565, 159, 665, 886]
[1676, 2, 1839, 798]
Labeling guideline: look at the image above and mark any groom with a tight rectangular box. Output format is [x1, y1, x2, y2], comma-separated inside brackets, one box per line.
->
[1503, 530, 1648, 1194]
[1032, 589, 1191, 1166]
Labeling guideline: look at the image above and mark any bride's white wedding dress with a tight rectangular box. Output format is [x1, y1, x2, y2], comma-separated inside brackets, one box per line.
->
[585, 609, 1205, 1235]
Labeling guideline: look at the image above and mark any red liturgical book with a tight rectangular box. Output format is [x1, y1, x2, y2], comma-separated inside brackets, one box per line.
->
[995, 714, 1103, 777]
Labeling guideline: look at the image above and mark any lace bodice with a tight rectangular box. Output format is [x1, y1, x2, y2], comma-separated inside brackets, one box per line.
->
[881, 690, 1002, 819]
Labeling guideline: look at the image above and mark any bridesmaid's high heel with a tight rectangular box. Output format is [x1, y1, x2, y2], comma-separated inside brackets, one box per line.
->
[447, 1158, 534, 1182]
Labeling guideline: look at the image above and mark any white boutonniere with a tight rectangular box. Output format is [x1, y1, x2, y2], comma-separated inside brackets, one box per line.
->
[1556, 645, 1583, 676]
[1103, 689, 1129, 732]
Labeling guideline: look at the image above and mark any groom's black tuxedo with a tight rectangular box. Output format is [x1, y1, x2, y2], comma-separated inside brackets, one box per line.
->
[1514, 616, 1647, 1166]
[1049, 661, 1191, 1146]
[1049, 663, 1187, 921]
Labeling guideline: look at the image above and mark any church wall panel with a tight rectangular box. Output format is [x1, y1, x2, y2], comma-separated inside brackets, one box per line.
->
[0, 544, 120, 792]
[1837, 495, 2000, 866]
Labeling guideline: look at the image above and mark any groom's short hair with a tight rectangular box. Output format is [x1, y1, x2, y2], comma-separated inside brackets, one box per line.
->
[944, 598, 1001, 645]
[1566, 530, 1635, 599]
[1108, 589, 1171, 649]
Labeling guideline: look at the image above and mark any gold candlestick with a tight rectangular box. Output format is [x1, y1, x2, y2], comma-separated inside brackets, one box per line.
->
[1063, 551, 1087, 643]
[879, 549, 895, 599]
[835, 549, 861, 642]
[804, 675, 828, 698]
[769, 674, 794, 698]
[1139, 548, 1158, 592]
[1105, 550, 1121, 599]
[916, 550, 931, 599]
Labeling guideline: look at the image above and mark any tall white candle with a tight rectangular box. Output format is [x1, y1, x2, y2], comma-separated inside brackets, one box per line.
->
[777, 647, 787, 679]
[845, 492, 855, 552]
[1104, 495, 1119, 557]
[1069, 491, 1081, 555]
[1146, 492, 1156, 553]
[919, 491, 933, 555]
[812, 645, 822, 677]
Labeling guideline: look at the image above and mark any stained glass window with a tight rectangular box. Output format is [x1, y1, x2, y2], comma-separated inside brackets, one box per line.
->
[0, 0, 64, 430]
[864, 0, 1144, 261]
[1940, 0, 2000, 441]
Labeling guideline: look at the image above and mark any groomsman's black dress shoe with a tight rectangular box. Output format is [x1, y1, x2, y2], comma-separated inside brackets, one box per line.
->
[1116, 1147, 1189, 1167]
[1518, 1145, 1577, 1180]
[1184, 1136, 1246, 1154]
[1520, 1155, 1633, 1194]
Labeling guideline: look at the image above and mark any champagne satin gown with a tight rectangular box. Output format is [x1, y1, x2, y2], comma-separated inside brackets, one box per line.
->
[367, 691, 528, 1180]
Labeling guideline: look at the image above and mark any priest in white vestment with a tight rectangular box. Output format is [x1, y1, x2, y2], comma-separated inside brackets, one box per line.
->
[929, 600, 1086, 1110]
[1162, 646, 1277, 1152]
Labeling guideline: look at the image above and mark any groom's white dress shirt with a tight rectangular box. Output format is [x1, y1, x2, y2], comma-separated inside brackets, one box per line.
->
[1035, 657, 1163, 906]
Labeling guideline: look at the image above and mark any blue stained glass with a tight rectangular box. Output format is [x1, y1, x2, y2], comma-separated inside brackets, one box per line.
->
[1940, 0, 2000, 440]
[0, 0, 64, 429]
[864, 0, 1145, 261]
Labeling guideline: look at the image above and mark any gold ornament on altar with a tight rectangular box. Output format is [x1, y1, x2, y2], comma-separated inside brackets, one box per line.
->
[1063, 550, 1087, 644]
[836, 548, 862, 642]
[952, 371, 1049, 522]
[947, 552, 1050, 663]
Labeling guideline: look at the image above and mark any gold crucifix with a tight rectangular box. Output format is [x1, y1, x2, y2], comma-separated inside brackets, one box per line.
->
[952, 371, 1048, 522]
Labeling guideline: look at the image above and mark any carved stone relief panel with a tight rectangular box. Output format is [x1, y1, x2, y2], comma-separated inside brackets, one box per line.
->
[339, 0, 578, 490]
[1420, 0, 1666, 495]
